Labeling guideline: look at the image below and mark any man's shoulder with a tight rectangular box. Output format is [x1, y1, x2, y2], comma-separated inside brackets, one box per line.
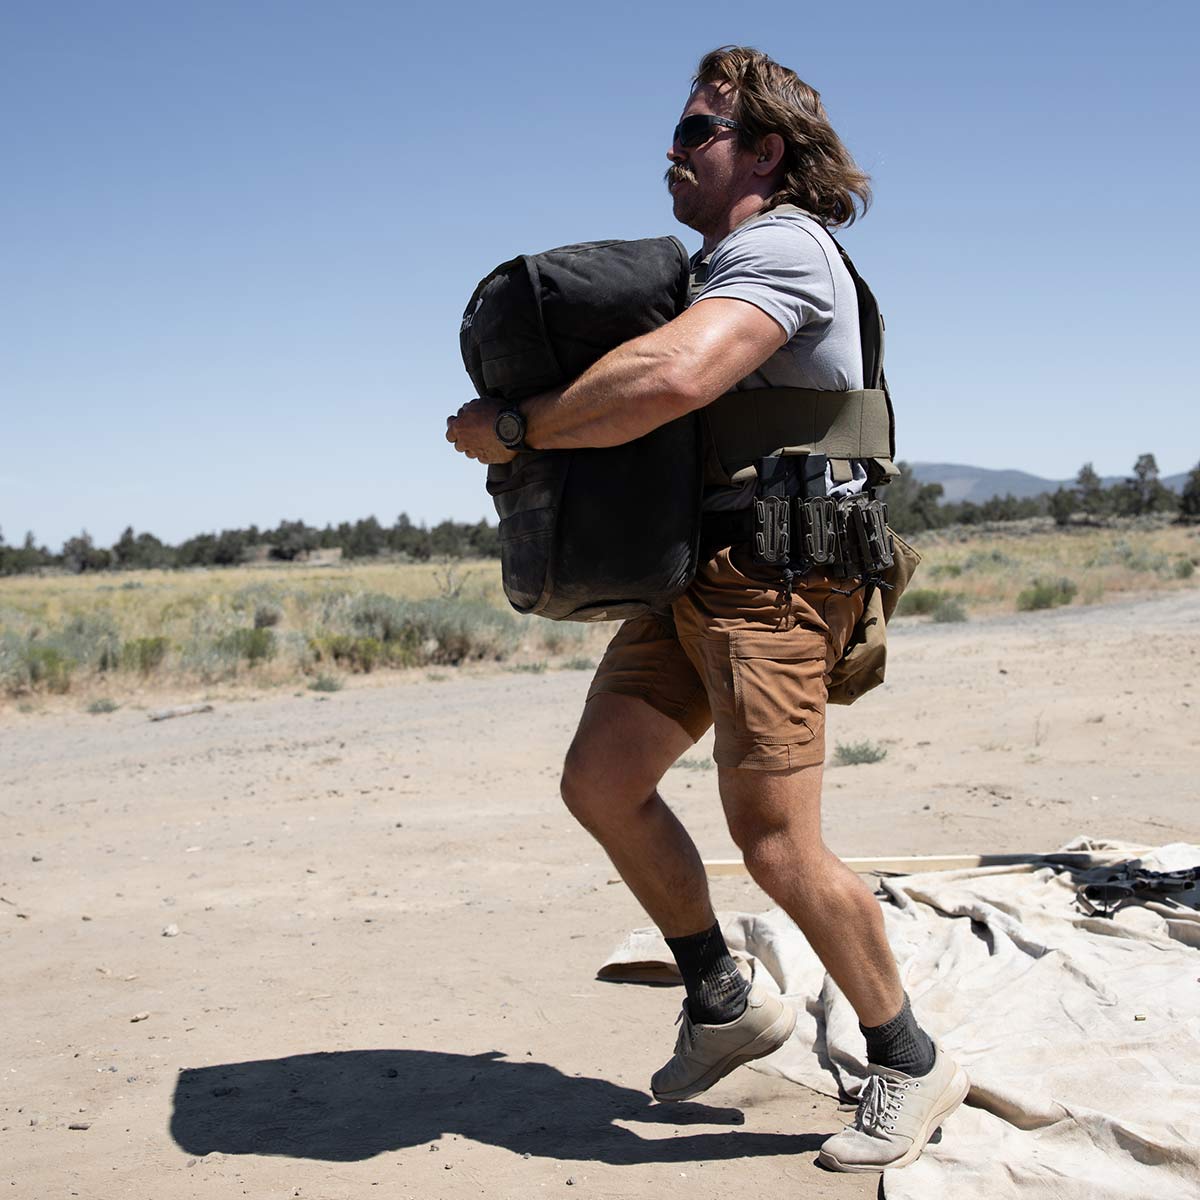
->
[707, 207, 837, 276]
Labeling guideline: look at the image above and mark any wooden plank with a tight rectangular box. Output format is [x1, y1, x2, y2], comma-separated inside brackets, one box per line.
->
[700, 850, 1143, 877]
[148, 703, 214, 723]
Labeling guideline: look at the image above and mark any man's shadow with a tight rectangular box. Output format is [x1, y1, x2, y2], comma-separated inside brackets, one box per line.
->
[171, 1048, 829, 1164]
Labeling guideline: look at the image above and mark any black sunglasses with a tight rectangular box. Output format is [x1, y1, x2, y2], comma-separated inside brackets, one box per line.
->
[672, 114, 741, 149]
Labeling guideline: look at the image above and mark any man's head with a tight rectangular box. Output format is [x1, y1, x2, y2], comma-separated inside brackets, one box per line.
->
[666, 46, 870, 240]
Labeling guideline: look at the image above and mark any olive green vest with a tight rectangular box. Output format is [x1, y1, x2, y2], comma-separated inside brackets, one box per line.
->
[690, 204, 898, 488]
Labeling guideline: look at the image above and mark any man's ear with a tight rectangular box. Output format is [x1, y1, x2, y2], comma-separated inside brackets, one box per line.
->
[753, 132, 785, 177]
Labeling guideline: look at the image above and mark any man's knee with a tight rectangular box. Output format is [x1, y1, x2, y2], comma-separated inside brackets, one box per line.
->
[725, 805, 828, 889]
[560, 695, 690, 830]
[560, 734, 652, 832]
[559, 741, 607, 830]
[737, 824, 804, 882]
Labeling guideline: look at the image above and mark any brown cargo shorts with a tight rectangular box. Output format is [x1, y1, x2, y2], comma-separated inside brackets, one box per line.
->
[586, 544, 865, 771]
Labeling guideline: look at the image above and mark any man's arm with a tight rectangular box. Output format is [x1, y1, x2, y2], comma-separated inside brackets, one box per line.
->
[445, 297, 787, 462]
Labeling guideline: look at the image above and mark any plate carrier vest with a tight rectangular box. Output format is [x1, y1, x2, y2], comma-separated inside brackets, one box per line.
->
[691, 204, 898, 490]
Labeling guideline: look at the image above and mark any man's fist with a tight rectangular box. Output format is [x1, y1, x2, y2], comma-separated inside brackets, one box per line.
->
[444, 397, 518, 465]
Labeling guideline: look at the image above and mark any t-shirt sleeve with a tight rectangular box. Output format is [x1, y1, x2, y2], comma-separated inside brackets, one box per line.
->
[693, 219, 836, 340]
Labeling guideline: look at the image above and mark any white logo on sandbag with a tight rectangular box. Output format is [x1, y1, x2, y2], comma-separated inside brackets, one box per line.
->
[460, 297, 483, 334]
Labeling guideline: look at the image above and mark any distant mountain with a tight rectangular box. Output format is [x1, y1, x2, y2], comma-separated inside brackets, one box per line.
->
[909, 462, 1189, 504]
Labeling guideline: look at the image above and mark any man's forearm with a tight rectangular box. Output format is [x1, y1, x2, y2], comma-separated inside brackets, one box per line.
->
[522, 329, 694, 450]
[444, 298, 785, 458]
[519, 297, 787, 451]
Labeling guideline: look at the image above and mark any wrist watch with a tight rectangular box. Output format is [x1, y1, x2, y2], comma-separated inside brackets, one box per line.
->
[494, 407, 529, 451]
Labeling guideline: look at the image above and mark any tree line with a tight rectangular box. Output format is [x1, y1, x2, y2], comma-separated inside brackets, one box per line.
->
[886, 453, 1200, 534]
[2, 453, 1197, 575]
[0, 514, 499, 575]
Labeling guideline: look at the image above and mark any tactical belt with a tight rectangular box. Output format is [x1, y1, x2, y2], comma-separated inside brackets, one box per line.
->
[700, 492, 895, 579]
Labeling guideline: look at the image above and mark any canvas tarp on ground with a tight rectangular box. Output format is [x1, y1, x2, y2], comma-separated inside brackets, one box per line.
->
[598, 839, 1200, 1199]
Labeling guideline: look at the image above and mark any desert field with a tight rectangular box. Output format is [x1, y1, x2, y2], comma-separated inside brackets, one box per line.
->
[2, 525, 1198, 1198]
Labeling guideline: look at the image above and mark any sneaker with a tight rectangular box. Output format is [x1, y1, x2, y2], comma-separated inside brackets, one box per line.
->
[817, 1046, 970, 1173]
[650, 981, 796, 1102]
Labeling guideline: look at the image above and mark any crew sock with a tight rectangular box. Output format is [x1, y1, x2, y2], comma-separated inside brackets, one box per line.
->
[860, 994, 936, 1077]
[664, 922, 750, 1025]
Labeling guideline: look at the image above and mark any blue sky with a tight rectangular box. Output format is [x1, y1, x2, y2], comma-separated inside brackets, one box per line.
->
[2, 0, 1197, 549]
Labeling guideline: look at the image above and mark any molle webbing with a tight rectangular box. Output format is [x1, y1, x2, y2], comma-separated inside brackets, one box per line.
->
[703, 386, 894, 485]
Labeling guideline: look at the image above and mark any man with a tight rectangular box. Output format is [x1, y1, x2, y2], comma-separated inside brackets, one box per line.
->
[446, 46, 968, 1172]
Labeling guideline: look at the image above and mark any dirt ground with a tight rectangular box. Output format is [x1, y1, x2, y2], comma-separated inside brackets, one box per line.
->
[3, 588, 1198, 1199]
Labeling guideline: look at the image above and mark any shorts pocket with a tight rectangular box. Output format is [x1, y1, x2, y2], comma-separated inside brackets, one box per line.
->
[727, 626, 828, 746]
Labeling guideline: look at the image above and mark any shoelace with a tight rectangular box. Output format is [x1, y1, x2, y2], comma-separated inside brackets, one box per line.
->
[672, 1007, 696, 1057]
[856, 1073, 913, 1135]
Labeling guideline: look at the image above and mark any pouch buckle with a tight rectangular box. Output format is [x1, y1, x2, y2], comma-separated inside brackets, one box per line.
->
[753, 496, 792, 565]
[856, 499, 894, 572]
[797, 497, 837, 567]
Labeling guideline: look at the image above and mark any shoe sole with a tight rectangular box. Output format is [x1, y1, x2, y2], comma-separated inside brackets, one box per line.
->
[817, 1067, 971, 1174]
[651, 1001, 797, 1103]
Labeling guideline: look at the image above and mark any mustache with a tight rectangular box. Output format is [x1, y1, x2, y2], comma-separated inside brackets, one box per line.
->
[665, 164, 697, 191]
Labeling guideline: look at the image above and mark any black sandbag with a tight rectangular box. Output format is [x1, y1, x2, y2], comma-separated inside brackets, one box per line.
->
[460, 237, 702, 622]
[461, 237, 691, 400]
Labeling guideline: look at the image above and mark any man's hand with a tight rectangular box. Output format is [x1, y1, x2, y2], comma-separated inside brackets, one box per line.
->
[445, 397, 518, 465]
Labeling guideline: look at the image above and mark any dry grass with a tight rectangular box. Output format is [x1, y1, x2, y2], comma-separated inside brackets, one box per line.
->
[907, 518, 1199, 614]
[0, 560, 541, 704]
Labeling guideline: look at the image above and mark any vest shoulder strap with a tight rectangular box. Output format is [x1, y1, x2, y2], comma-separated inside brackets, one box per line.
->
[692, 204, 898, 486]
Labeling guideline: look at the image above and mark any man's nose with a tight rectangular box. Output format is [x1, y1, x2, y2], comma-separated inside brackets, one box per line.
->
[666, 142, 686, 164]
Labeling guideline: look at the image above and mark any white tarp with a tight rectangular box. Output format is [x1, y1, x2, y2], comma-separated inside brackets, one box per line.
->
[599, 840, 1200, 1198]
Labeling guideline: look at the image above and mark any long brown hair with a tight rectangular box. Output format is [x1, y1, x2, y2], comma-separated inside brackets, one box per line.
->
[693, 46, 871, 228]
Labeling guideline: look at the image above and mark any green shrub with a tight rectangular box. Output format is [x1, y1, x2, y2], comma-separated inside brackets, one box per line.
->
[561, 657, 596, 671]
[253, 603, 283, 629]
[539, 624, 587, 653]
[931, 596, 968, 623]
[509, 661, 547, 674]
[122, 636, 169, 674]
[833, 739, 888, 766]
[1175, 558, 1196, 580]
[87, 697, 119, 714]
[340, 593, 519, 665]
[1016, 577, 1078, 611]
[313, 634, 386, 672]
[344, 594, 419, 645]
[217, 627, 277, 664]
[1094, 539, 1169, 574]
[0, 634, 74, 695]
[24, 645, 77, 693]
[307, 673, 343, 693]
[52, 615, 121, 672]
[895, 588, 941, 616]
[961, 548, 1015, 571]
[929, 563, 963, 579]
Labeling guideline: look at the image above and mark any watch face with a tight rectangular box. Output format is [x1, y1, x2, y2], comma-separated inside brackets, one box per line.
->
[496, 411, 524, 447]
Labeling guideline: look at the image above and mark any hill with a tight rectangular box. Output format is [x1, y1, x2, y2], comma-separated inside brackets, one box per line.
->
[910, 462, 1188, 504]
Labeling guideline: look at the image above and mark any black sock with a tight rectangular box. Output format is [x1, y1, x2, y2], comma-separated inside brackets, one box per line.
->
[860, 994, 936, 1077]
[664, 922, 750, 1025]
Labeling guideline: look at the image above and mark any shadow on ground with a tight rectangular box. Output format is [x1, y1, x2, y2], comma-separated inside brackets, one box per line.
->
[171, 1049, 830, 1164]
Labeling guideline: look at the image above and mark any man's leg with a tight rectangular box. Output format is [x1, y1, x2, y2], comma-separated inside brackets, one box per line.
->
[561, 692, 795, 1099]
[717, 759, 906, 1026]
[560, 692, 709, 938]
[719, 760, 968, 1171]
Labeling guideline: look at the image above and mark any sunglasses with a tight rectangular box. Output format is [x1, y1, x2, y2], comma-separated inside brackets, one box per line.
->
[672, 114, 741, 149]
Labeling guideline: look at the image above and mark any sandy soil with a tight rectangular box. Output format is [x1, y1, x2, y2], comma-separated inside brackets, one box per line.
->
[3, 588, 1198, 1199]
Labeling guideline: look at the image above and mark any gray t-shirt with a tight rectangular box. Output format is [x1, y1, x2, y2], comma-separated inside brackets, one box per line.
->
[691, 206, 867, 504]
